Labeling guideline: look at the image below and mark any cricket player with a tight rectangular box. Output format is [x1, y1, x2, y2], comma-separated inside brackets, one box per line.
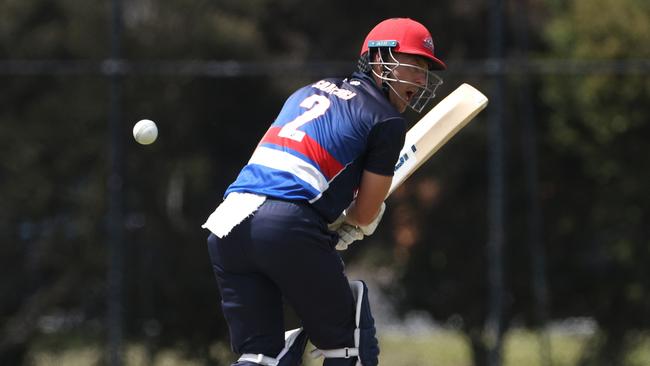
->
[202, 18, 446, 366]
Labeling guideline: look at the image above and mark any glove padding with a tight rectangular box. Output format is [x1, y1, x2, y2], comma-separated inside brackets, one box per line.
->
[328, 212, 346, 231]
[358, 202, 385, 236]
[334, 202, 386, 251]
[335, 224, 364, 250]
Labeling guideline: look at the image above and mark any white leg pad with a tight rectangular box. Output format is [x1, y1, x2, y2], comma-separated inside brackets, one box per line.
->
[310, 280, 372, 366]
[238, 328, 305, 366]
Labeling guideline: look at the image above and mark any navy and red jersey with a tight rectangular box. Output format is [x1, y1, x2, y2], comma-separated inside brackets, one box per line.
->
[225, 72, 406, 222]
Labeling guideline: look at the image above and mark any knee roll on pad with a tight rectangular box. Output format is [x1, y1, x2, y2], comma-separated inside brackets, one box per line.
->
[310, 280, 379, 366]
[237, 327, 308, 366]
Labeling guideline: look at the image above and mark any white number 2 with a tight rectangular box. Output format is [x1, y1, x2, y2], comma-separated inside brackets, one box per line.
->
[277, 94, 331, 142]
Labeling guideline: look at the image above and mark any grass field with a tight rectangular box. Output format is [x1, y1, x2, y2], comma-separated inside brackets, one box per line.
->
[303, 329, 582, 366]
[28, 328, 650, 366]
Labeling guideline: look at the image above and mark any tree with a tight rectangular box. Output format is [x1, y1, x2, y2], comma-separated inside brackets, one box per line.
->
[540, 0, 650, 364]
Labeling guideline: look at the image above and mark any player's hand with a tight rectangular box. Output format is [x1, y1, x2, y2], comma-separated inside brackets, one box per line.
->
[330, 201, 386, 233]
[328, 212, 346, 231]
[332, 202, 385, 250]
[358, 202, 385, 236]
[335, 224, 364, 250]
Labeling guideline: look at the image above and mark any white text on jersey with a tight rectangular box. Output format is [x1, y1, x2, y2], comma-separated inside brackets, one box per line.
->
[312, 80, 357, 100]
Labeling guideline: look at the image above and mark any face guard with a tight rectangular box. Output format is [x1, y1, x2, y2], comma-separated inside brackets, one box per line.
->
[369, 47, 443, 113]
[359, 18, 446, 113]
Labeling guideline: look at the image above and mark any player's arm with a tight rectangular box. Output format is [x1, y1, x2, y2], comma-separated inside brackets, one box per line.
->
[344, 170, 391, 227]
[333, 171, 389, 250]
[332, 117, 404, 250]
[346, 117, 404, 228]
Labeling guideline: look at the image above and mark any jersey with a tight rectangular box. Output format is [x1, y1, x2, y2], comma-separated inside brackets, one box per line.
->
[225, 72, 406, 222]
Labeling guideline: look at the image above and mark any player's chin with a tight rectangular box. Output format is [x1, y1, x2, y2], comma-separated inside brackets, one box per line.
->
[399, 96, 412, 113]
[389, 91, 410, 113]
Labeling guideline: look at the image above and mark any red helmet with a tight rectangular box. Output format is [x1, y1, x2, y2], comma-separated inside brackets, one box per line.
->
[360, 18, 446, 70]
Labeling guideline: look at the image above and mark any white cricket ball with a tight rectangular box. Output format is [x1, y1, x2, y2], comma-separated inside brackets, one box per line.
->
[133, 119, 158, 145]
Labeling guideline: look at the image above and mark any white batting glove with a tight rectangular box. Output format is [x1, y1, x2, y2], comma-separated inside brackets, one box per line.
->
[334, 203, 386, 250]
[329, 201, 386, 232]
[358, 202, 385, 236]
[328, 212, 347, 231]
[335, 223, 364, 250]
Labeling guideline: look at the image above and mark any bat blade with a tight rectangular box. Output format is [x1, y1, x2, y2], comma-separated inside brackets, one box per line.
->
[388, 83, 488, 197]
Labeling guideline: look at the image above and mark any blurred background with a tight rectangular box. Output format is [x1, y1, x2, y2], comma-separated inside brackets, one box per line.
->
[1, 0, 649, 365]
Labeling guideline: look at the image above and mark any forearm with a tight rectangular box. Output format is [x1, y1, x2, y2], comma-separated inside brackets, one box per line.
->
[344, 170, 391, 227]
[344, 201, 381, 227]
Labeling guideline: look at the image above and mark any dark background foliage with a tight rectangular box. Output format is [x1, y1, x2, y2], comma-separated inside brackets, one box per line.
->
[1, 0, 648, 365]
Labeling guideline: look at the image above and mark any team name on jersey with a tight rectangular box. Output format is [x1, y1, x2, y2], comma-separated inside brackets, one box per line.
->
[312, 80, 357, 100]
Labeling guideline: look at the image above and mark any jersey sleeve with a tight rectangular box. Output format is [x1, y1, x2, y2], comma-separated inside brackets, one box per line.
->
[363, 117, 406, 176]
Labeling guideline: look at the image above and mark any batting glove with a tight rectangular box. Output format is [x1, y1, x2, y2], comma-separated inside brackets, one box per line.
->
[358, 202, 385, 236]
[333, 202, 386, 250]
[335, 223, 364, 250]
[328, 212, 347, 231]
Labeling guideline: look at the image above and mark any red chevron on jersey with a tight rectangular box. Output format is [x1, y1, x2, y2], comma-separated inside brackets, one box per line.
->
[260, 126, 344, 181]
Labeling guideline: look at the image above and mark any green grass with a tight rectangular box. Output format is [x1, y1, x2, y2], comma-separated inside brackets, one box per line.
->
[28, 329, 650, 366]
[314, 330, 471, 366]
[503, 329, 585, 366]
[305, 329, 584, 366]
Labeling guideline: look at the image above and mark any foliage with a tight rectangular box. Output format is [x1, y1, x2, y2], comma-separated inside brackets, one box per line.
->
[1, 0, 649, 365]
[539, 0, 650, 363]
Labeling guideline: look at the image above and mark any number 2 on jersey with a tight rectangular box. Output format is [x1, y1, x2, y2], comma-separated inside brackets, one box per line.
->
[278, 94, 331, 142]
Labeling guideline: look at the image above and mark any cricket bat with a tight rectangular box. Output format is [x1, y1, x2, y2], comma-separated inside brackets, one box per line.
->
[388, 83, 488, 197]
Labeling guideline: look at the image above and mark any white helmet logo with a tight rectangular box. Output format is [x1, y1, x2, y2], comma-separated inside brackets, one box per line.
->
[423, 37, 434, 53]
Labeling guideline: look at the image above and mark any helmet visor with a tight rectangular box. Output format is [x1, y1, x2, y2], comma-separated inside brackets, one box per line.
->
[369, 48, 443, 113]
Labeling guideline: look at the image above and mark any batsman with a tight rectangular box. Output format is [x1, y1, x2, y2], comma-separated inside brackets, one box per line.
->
[202, 18, 446, 366]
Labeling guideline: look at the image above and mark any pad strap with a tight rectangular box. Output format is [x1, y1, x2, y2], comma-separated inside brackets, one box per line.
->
[309, 347, 359, 358]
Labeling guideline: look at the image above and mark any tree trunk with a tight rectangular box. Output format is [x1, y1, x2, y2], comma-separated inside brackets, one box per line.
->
[468, 329, 489, 366]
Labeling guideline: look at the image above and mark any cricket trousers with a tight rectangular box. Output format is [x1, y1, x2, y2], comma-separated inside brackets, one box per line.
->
[207, 198, 359, 366]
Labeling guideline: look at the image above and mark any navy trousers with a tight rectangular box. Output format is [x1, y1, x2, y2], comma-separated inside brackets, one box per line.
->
[207, 199, 358, 365]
